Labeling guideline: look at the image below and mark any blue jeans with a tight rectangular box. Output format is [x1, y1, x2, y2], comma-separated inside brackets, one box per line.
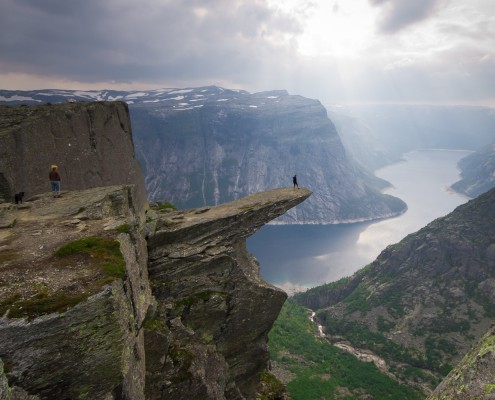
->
[51, 181, 60, 193]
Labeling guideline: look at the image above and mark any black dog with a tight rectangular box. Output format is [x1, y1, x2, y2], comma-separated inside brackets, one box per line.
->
[14, 192, 25, 204]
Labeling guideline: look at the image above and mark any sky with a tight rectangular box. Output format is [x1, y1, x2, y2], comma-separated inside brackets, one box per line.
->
[0, 0, 494, 106]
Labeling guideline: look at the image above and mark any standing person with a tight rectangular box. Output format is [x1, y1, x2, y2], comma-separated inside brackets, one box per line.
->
[49, 165, 61, 197]
[293, 174, 299, 190]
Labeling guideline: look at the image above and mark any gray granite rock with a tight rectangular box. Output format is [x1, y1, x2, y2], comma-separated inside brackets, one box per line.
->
[145, 188, 311, 399]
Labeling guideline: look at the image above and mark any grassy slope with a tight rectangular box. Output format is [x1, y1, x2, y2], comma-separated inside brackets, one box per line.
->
[268, 299, 423, 400]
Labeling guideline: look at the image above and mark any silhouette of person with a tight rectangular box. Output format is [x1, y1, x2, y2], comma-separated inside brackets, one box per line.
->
[49, 165, 61, 198]
[293, 175, 299, 189]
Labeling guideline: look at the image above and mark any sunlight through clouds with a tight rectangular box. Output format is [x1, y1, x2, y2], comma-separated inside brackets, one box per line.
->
[0, 0, 493, 105]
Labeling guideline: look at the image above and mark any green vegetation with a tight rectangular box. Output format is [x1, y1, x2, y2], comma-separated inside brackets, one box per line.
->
[153, 201, 177, 213]
[256, 369, 287, 400]
[319, 312, 447, 383]
[0, 236, 127, 320]
[143, 317, 169, 334]
[465, 280, 495, 318]
[55, 236, 126, 279]
[377, 315, 395, 333]
[485, 384, 495, 395]
[115, 223, 131, 233]
[268, 299, 423, 400]
[343, 283, 372, 313]
[0, 290, 88, 321]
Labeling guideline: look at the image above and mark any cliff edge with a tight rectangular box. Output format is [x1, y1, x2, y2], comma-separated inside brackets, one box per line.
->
[0, 183, 310, 399]
[146, 187, 311, 399]
[0, 102, 311, 399]
[427, 323, 495, 400]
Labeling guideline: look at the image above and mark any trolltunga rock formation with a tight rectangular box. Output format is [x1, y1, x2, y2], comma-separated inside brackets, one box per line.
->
[0, 101, 312, 399]
[0, 183, 311, 399]
[145, 187, 311, 399]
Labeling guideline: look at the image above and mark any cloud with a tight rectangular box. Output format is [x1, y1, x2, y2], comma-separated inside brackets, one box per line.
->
[0, 0, 493, 106]
[369, 0, 446, 33]
[0, 0, 301, 86]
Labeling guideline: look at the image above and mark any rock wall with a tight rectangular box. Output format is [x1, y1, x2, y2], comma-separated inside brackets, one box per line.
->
[0, 102, 313, 399]
[145, 188, 311, 399]
[0, 102, 147, 214]
[0, 183, 310, 399]
[0, 185, 153, 400]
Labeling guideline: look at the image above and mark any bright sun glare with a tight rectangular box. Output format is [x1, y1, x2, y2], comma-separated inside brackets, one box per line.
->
[269, 0, 378, 59]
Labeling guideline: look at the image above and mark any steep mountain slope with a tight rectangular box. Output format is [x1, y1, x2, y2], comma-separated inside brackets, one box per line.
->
[427, 323, 495, 400]
[451, 141, 495, 197]
[0, 87, 406, 224]
[294, 187, 495, 395]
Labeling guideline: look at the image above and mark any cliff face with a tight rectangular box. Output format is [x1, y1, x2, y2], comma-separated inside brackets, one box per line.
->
[0, 184, 310, 399]
[145, 188, 311, 399]
[0, 185, 153, 400]
[294, 187, 495, 395]
[129, 87, 405, 224]
[0, 102, 311, 399]
[451, 141, 495, 197]
[0, 102, 147, 213]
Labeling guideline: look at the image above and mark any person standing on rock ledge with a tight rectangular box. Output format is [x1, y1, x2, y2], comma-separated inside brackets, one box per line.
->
[49, 165, 61, 198]
[293, 175, 299, 190]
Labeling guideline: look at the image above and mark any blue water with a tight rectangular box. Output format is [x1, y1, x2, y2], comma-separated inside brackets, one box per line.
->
[247, 149, 472, 293]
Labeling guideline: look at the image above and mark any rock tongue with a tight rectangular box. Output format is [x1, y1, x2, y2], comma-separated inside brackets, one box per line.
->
[146, 187, 311, 399]
[147, 188, 311, 264]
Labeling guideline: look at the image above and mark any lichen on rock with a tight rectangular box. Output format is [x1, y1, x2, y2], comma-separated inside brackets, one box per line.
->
[427, 324, 495, 400]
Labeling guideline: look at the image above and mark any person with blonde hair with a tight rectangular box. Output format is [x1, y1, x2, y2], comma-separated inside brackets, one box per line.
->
[49, 165, 61, 197]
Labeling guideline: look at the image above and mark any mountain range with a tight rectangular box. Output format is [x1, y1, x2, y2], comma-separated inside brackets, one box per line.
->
[0, 87, 406, 224]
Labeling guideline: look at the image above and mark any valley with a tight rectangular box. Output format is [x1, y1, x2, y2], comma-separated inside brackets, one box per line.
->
[1, 88, 495, 400]
[248, 149, 472, 292]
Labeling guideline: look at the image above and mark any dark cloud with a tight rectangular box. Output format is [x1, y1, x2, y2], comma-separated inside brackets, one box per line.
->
[0, 0, 300, 85]
[369, 0, 445, 33]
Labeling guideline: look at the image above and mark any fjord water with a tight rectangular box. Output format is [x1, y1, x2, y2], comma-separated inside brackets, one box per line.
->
[247, 149, 472, 293]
